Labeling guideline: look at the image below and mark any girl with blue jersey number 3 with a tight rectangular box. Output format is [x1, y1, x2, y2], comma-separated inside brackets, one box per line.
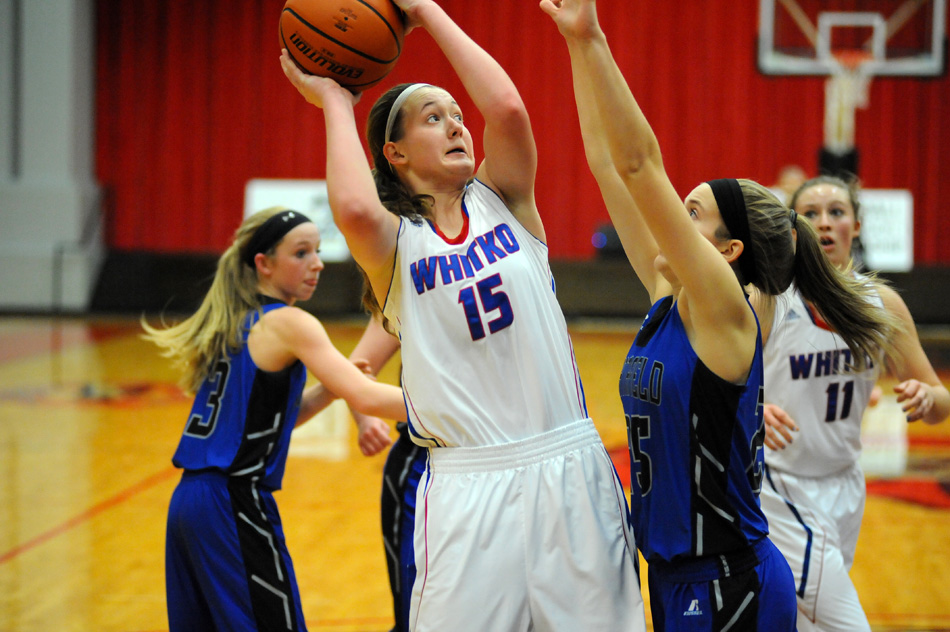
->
[143, 207, 407, 631]
[541, 0, 900, 630]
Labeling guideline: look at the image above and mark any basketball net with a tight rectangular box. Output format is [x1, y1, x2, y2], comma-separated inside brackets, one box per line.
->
[824, 50, 874, 154]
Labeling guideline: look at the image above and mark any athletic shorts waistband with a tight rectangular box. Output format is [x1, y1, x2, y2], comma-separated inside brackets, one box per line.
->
[647, 537, 773, 584]
[427, 418, 603, 473]
[180, 469, 274, 490]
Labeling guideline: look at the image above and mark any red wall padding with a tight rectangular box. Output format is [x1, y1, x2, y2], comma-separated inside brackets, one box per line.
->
[95, 0, 950, 262]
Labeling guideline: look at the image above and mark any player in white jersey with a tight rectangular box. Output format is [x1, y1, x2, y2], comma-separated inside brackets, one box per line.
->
[279, 1, 645, 630]
[385, 179, 589, 446]
[759, 175, 950, 632]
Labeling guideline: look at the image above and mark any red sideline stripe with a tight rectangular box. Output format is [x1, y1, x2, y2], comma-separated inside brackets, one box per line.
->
[609, 447, 630, 487]
[866, 478, 950, 509]
[909, 435, 950, 448]
[611, 446, 950, 509]
[0, 467, 178, 565]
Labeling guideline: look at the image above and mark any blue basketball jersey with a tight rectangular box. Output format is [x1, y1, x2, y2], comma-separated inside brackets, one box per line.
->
[171, 300, 306, 490]
[620, 296, 769, 563]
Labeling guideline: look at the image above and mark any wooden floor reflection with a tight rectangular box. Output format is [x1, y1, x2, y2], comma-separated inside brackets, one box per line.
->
[1, 315, 948, 631]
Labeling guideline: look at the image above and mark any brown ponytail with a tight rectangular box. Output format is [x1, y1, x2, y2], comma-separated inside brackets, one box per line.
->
[790, 219, 901, 369]
[723, 180, 900, 371]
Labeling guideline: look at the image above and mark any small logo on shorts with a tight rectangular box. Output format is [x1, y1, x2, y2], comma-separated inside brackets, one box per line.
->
[683, 599, 703, 616]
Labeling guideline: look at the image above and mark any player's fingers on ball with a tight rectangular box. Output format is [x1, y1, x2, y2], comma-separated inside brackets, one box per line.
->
[278, 52, 294, 73]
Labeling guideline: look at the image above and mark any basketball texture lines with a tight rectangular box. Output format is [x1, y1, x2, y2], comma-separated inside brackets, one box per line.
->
[280, 0, 404, 90]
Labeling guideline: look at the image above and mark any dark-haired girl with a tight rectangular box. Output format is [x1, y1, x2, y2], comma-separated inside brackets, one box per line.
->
[543, 0, 902, 629]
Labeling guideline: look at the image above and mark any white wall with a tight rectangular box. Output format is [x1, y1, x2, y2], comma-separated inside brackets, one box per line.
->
[0, 0, 103, 312]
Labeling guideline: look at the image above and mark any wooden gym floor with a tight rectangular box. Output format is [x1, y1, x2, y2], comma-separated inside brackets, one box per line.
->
[1, 314, 948, 631]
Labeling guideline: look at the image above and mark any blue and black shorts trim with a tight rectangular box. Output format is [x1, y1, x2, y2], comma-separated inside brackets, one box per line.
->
[228, 476, 304, 631]
[646, 538, 797, 631]
[165, 471, 307, 631]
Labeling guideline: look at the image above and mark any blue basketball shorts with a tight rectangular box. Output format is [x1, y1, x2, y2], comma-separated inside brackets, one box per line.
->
[165, 471, 308, 632]
[647, 537, 797, 631]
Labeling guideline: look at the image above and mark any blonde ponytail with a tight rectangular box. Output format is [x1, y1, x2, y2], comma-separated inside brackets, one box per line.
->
[141, 207, 288, 393]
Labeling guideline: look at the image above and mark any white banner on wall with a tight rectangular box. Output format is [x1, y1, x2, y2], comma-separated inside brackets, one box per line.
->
[243, 179, 351, 263]
[246, 179, 914, 272]
[859, 189, 913, 273]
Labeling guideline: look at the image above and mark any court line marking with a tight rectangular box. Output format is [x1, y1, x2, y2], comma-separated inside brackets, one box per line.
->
[0, 466, 178, 565]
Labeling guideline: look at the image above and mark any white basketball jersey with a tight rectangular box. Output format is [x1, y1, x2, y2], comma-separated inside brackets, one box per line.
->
[383, 180, 588, 447]
[763, 283, 883, 477]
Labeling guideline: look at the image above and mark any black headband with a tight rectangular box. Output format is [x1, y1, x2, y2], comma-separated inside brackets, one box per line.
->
[708, 178, 757, 284]
[242, 210, 312, 267]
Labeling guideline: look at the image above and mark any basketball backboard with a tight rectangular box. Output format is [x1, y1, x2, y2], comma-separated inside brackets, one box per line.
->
[758, 0, 946, 76]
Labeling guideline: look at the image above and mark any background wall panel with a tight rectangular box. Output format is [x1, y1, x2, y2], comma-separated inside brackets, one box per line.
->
[94, 0, 950, 263]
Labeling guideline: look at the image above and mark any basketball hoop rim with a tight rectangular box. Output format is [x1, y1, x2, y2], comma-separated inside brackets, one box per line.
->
[833, 49, 875, 73]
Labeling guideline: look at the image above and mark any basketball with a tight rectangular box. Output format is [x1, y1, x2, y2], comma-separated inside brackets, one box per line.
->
[279, 0, 404, 91]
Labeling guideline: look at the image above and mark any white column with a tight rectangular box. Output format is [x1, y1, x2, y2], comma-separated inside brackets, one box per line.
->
[0, 0, 103, 311]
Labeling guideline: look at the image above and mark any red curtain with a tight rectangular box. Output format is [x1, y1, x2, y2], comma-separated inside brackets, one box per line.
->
[95, 0, 950, 263]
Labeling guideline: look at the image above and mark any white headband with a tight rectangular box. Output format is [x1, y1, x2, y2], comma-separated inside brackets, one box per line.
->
[384, 83, 432, 145]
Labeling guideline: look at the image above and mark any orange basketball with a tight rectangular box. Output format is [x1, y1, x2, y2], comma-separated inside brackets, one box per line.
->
[279, 0, 404, 91]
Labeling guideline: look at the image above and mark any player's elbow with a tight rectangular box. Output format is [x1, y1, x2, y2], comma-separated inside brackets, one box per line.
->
[487, 95, 531, 134]
[611, 136, 662, 182]
[333, 196, 382, 235]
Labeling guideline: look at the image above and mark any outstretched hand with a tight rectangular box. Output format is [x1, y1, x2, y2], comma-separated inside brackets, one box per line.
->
[894, 379, 935, 422]
[539, 0, 601, 41]
[763, 403, 798, 451]
[279, 49, 361, 107]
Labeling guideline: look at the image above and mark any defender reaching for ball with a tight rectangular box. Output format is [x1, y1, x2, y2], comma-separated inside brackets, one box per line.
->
[542, 0, 901, 629]
[280, 1, 646, 630]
